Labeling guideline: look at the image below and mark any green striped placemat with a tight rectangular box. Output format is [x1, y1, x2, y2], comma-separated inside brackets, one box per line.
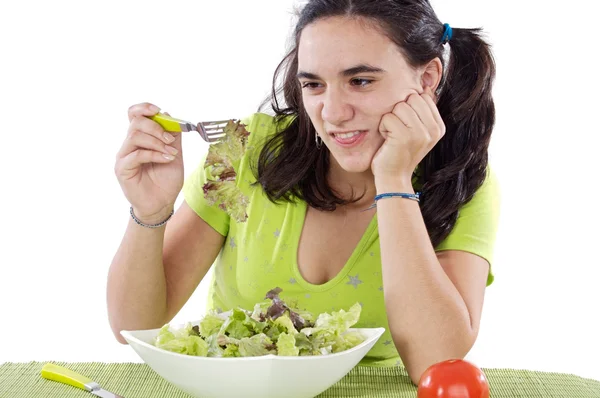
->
[1, 362, 599, 397]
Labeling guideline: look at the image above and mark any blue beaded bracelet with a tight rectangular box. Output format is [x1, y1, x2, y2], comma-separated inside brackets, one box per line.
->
[376, 192, 421, 202]
[364, 192, 421, 210]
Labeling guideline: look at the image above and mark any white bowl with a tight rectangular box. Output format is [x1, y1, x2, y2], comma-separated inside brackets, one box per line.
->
[121, 321, 385, 398]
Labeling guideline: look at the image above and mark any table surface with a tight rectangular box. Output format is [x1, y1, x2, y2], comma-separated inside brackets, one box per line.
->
[1, 361, 600, 398]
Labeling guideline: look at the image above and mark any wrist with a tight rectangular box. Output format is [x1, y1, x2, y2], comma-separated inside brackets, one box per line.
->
[131, 205, 174, 226]
[375, 175, 414, 195]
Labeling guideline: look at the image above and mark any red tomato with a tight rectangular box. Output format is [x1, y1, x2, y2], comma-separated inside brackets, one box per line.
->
[417, 359, 490, 398]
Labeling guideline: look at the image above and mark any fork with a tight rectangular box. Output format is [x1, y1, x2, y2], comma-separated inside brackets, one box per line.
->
[41, 363, 124, 398]
[149, 112, 230, 143]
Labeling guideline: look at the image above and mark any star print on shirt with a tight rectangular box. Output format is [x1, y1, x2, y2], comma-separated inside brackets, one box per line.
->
[229, 237, 236, 249]
[244, 257, 249, 262]
[383, 340, 392, 346]
[289, 278, 297, 284]
[274, 228, 280, 238]
[346, 274, 363, 289]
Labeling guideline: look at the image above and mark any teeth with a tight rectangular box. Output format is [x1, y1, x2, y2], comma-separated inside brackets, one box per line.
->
[335, 131, 361, 139]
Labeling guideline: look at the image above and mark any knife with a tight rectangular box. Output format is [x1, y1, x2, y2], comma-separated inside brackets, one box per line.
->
[41, 363, 124, 398]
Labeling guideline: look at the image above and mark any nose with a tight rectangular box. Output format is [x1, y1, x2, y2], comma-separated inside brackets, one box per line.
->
[320, 87, 353, 126]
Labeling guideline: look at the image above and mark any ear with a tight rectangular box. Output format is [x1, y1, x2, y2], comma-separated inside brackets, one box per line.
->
[420, 57, 443, 93]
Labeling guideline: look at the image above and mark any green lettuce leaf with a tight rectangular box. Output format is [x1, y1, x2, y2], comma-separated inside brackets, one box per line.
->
[205, 333, 224, 357]
[202, 180, 249, 223]
[277, 332, 300, 356]
[218, 333, 275, 357]
[274, 314, 297, 335]
[238, 333, 275, 357]
[250, 301, 271, 322]
[152, 288, 366, 358]
[225, 320, 252, 340]
[154, 323, 209, 356]
[314, 303, 361, 333]
[300, 303, 364, 354]
[332, 330, 365, 353]
[294, 332, 316, 356]
[198, 312, 226, 339]
[264, 322, 286, 342]
[202, 120, 251, 223]
[222, 344, 241, 357]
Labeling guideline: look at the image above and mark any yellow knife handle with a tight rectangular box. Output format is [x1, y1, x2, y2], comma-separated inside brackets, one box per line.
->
[41, 363, 94, 391]
[149, 112, 187, 133]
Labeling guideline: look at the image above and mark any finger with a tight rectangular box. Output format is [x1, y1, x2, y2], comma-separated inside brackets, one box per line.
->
[117, 149, 176, 176]
[406, 91, 440, 138]
[391, 101, 423, 132]
[128, 102, 161, 123]
[378, 112, 407, 139]
[118, 116, 178, 159]
[117, 129, 178, 160]
[421, 87, 445, 136]
[129, 115, 177, 144]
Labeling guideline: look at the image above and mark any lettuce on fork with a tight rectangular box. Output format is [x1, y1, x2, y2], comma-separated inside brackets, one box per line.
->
[153, 287, 365, 357]
[202, 120, 251, 223]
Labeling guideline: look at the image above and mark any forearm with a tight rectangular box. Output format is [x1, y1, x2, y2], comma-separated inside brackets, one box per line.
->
[376, 180, 474, 381]
[107, 217, 169, 343]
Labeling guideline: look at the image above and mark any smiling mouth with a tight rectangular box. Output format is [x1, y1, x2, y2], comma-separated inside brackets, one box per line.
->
[329, 130, 367, 138]
[328, 130, 368, 146]
[330, 130, 363, 139]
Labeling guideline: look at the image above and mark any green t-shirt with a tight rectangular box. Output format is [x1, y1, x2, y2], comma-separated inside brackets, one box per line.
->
[183, 112, 501, 367]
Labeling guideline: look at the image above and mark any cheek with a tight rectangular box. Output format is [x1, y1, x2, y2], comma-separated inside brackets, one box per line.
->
[355, 93, 394, 118]
[302, 96, 321, 117]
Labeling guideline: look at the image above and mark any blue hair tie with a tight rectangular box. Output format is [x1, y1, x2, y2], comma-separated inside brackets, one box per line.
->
[441, 23, 453, 45]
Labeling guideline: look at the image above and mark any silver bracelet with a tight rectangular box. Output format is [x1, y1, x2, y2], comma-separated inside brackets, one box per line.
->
[130, 206, 174, 228]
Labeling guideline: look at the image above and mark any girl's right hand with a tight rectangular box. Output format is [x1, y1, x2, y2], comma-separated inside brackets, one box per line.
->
[114, 102, 184, 224]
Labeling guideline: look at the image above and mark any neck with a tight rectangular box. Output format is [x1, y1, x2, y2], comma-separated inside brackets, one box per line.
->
[327, 156, 377, 210]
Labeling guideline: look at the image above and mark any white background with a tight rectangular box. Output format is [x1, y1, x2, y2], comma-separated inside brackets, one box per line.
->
[1, 0, 599, 382]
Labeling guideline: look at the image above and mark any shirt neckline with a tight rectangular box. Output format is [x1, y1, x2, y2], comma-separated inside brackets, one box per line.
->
[289, 200, 378, 293]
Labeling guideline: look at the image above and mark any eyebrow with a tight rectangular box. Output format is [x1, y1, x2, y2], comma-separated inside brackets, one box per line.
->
[296, 64, 385, 80]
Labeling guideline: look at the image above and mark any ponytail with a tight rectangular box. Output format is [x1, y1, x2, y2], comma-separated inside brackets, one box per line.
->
[419, 27, 496, 247]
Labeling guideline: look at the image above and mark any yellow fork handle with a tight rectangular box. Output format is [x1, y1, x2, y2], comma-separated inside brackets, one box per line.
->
[149, 113, 186, 132]
[41, 363, 94, 391]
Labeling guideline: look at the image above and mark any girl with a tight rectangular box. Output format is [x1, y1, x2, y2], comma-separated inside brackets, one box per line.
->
[109, 0, 499, 384]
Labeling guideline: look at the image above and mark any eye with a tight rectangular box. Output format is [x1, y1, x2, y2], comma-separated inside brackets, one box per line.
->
[300, 81, 322, 89]
[350, 78, 373, 87]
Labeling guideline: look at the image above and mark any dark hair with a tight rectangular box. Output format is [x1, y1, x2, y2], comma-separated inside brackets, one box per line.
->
[253, 0, 496, 248]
